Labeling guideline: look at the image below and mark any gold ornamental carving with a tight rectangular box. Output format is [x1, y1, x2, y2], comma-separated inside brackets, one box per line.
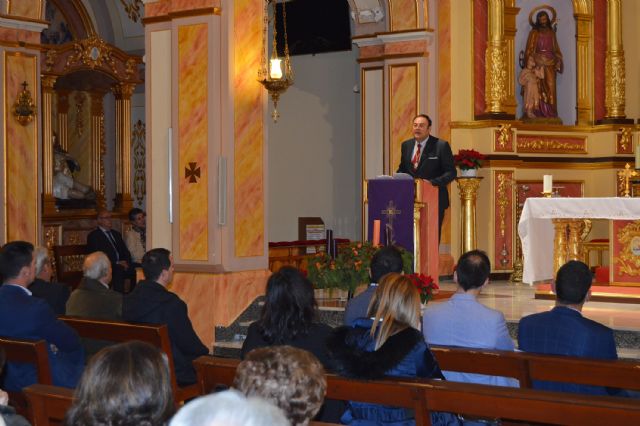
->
[132, 120, 146, 207]
[45, 50, 57, 73]
[119, 0, 143, 23]
[614, 221, 640, 276]
[485, 44, 507, 113]
[516, 136, 586, 154]
[604, 51, 626, 118]
[495, 123, 513, 151]
[617, 163, 639, 197]
[616, 127, 633, 154]
[496, 172, 509, 238]
[66, 36, 119, 76]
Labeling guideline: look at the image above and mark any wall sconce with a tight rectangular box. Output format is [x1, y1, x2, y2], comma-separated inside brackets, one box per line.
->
[258, 0, 293, 122]
[13, 81, 36, 125]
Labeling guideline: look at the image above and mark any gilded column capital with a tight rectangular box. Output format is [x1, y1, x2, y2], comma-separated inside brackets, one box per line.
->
[41, 75, 57, 91]
[456, 176, 483, 200]
[113, 83, 136, 99]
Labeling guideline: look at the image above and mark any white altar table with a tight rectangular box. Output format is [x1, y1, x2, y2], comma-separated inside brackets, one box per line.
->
[518, 197, 640, 284]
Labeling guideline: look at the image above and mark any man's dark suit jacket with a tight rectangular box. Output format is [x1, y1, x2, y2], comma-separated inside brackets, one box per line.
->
[28, 278, 71, 316]
[0, 284, 84, 390]
[122, 279, 208, 385]
[87, 227, 133, 293]
[518, 306, 619, 396]
[86, 227, 132, 266]
[396, 135, 457, 211]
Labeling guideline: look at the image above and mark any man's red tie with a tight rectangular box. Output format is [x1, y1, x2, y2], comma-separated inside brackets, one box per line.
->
[412, 144, 421, 170]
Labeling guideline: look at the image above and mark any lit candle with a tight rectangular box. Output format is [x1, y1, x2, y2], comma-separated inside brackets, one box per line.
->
[269, 58, 283, 79]
[635, 144, 640, 170]
[372, 220, 381, 246]
[543, 175, 553, 193]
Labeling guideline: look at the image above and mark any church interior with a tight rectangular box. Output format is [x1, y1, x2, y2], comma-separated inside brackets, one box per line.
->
[1, 0, 640, 420]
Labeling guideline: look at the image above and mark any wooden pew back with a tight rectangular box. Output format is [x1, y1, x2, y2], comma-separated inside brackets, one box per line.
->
[0, 337, 52, 419]
[52, 245, 89, 289]
[430, 345, 640, 391]
[23, 384, 74, 426]
[194, 356, 640, 426]
[59, 316, 198, 402]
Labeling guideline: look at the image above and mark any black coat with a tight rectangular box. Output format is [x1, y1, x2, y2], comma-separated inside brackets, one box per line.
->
[28, 278, 70, 316]
[397, 135, 457, 210]
[122, 279, 208, 385]
[86, 228, 132, 266]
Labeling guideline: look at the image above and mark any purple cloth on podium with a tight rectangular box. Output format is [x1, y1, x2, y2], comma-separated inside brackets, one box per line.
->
[368, 179, 415, 252]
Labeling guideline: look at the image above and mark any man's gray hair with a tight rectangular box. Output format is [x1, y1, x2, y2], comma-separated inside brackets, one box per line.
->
[33, 247, 50, 276]
[83, 251, 111, 280]
[169, 390, 289, 426]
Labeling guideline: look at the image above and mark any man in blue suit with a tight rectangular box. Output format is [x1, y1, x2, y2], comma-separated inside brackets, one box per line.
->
[0, 241, 84, 391]
[518, 260, 619, 396]
[343, 246, 403, 326]
[423, 250, 518, 388]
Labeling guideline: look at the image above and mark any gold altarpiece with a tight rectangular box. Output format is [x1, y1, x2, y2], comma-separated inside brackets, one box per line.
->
[40, 36, 142, 247]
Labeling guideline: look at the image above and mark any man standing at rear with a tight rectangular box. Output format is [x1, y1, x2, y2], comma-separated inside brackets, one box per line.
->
[123, 248, 208, 385]
[397, 114, 456, 241]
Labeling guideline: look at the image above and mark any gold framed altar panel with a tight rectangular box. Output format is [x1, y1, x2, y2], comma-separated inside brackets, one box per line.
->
[609, 219, 640, 287]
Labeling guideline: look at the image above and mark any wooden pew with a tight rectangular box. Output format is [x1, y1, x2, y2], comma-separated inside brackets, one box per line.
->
[0, 337, 53, 419]
[59, 316, 200, 403]
[23, 384, 73, 426]
[430, 345, 640, 391]
[193, 356, 640, 426]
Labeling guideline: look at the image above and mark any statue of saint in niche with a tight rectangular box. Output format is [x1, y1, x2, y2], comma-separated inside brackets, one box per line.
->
[518, 56, 545, 119]
[53, 142, 96, 201]
[521, 7, 563, 120]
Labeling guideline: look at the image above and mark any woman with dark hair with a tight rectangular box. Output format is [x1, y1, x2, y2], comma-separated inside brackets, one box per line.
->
[241, 267, 341, 422]
[327, 273, 456, 425]
[64, 341, 174, 426]
[241, 266, 333, 366]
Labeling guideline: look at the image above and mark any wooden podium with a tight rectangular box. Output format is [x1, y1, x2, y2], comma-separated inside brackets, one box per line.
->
[415, 180, 439, 285]
[367, 178, 439, 285]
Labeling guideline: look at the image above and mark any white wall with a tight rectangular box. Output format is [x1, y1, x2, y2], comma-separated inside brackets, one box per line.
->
[268, 49, 361, 242]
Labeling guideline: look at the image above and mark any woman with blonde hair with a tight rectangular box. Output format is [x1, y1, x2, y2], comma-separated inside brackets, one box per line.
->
[327, 273, 453, 425]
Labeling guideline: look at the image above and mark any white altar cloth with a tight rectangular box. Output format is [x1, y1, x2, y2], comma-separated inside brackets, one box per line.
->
[518, 197, 640, 284]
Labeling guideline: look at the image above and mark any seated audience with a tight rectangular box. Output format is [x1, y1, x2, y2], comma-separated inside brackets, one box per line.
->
[423, 250, 518, 388]
[328, 272, 455, 425]
[66, 251, 122, 320]
[241, 267, 333, 367]
[64, 341, 174, 426]
[28, 246, 70, 315]
[123, 248, 208, 385]
[240, 267, 341, 422]
[0, 348, 30, 426]
[86, 210, 134, 294]
[235, 346, 326, 426]
[124, 208, 146, 267]
[169, 389, 288, 426]
[343, 245, 404, 326]
[518, 260, 619, 396]
[66, 251, 123, 359]
[0, 241, 84, 391]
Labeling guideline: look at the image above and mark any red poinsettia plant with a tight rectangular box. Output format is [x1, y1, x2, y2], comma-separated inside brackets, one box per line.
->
[407, 273, 439, 304]
[454, 149, 487, 170]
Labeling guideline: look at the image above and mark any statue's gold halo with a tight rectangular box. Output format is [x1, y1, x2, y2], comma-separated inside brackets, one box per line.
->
[529, 4, 557, 27]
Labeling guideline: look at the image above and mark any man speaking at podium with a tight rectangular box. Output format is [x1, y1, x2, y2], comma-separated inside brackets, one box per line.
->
[397, 114, 456, 241]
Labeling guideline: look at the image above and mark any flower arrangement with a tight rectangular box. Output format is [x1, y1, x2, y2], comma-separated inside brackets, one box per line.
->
[453, 149, 487, 170]
[407, 273, 439, 304]
[306, 241, 413, 294]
